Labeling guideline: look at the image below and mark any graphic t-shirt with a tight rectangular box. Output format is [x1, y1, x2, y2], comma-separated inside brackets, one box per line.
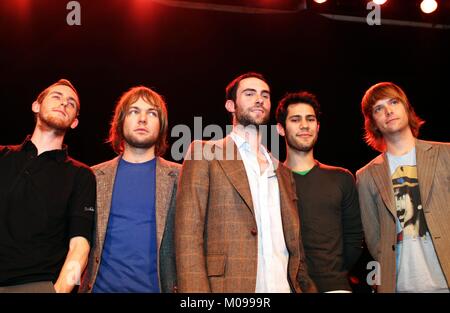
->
[387, 148, 449, 293]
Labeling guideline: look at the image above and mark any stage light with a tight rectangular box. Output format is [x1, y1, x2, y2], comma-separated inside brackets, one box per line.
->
[420, 0, 438, 14]
[373, 0, 387, 5]
[313, 0, 327, 4]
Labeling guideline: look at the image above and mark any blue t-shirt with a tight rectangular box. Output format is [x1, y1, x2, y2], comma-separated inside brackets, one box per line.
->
[93, 157, 160, 293]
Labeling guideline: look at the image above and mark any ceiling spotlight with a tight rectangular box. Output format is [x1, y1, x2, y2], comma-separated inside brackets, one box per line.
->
[313, 0, 327, 4]
[373, 0, 388, 5]
[420, 0, 438, 14]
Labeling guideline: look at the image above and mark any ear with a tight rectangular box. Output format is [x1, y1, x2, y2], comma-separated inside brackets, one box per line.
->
[32, 101, 40, 114]
[276, 123, 286, 137]
[70, 118, 79, 129]
[225, 100, 236, 113]
[317, 123, 320, 134]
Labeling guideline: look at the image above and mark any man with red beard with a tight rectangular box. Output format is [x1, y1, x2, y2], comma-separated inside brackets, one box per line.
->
[175, 73, 316, 293]
[276, 91, 363, 292]
[0, 79, 96, 292]
[79, 86, 180, 293]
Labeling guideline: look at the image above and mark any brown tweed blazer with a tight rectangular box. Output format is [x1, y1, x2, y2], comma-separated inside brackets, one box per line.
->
[79, 156, 181, 293]
[356, 139, 450, 293]
[175, 136, 316, 293]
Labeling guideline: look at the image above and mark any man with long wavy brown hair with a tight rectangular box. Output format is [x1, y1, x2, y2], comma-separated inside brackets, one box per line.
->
[356, 82, 449, 293]
[80, 86, 180, 293]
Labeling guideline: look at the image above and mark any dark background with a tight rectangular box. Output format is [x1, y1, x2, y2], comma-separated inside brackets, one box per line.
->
[1, 0, 449, 292]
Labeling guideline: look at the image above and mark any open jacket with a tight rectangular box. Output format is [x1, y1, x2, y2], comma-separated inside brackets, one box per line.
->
[79, 156, 180, 293]
[175, 136, 317, 293]
[356, 139, 450, 292]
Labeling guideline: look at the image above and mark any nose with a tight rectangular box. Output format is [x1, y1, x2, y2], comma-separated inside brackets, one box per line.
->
[255, 95, 263, 105]
[299, 119, 309, 129]
[138, 112, 147, 124]
[385, 106, 393, 116]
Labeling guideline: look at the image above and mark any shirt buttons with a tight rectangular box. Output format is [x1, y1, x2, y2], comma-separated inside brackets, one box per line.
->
[250, 228, 257, 236]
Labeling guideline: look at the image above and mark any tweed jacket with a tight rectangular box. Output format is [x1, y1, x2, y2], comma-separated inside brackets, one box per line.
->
[356, 139, 450, 293]
[175, 136, 317, 293]
[79, 156, 180, 293]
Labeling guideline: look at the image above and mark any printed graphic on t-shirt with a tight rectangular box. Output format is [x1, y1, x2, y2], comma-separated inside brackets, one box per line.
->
[392, 165, 427, 241]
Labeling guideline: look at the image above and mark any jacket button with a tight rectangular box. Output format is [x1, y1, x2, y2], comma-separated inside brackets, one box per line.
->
[95, 257, 100, 263]
[392, 245, 395, 251]
[250, 228, 257, 236]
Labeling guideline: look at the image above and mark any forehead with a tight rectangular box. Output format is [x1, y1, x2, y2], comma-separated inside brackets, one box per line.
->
[237, 77, 270, 92]
[287, 103, 316, 116]
[47, 85, 79, 102]
[129, 97, 157, 109]
[373, 97, 397, 106]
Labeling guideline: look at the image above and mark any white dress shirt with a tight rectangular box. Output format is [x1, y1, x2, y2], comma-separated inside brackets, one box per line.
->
[230, 132, 291, 293]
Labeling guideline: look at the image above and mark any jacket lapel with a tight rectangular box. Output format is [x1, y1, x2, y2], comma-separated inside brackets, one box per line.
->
[155, 157, 177, 253]
[370, 153, 397, 218]
[216, 136, 254, 215]
[95, 156, 120, 254]
[415, 140, 438, 207]
[275, 161, 299, 252]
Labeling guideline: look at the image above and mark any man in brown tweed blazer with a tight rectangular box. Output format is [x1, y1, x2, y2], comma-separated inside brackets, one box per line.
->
[80, 86, 180, 293]
[175, 72, 316, 293]
[357, 82, 449, 293]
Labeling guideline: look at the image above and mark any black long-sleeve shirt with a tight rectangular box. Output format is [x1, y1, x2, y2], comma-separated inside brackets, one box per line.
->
[293, 161, 363, 292]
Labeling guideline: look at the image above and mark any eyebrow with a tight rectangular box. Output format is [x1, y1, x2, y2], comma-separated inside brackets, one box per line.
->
[129, 105, 158, 111]
[241, 88, 271, 95]
[289, 114, 316, 119]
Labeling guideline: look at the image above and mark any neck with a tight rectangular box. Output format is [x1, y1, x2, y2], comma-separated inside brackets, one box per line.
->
[285, 146, 315, 172]
[30, 124, 65, 155]
[122, 145, 156, 163]
[232, 123, 263, 155]
[384, 128, 416, 156]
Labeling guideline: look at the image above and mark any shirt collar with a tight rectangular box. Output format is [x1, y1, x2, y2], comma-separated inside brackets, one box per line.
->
[230, 132, 275, 175]
[20, 135, 69, 162]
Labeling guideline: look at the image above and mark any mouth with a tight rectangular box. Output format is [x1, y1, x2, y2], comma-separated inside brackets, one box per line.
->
[386, 118, 399, 124]
[297, 133, 312, 138]
[251, 108, 265, 114]
[52, 109, 66, 117]
[134, 128, 149, 133]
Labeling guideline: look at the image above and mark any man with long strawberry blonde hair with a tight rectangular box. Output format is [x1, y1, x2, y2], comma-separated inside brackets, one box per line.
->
[357, 82, 449, 293]
[80, 86, 180, 293]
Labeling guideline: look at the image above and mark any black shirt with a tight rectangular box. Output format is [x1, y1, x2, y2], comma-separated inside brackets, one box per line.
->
[0, 136, 96, 286]
[293, 161, 363, 292]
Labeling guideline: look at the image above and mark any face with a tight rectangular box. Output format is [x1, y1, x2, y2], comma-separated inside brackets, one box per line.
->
[122, 97, 160, 150]
[279, 103, 319, 152]
[372, 98, 409, 136]
[33, 84, 79, 132]
[226, 77, 271, 127]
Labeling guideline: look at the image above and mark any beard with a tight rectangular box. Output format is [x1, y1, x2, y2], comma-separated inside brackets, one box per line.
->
[123, 131, 158, 150]
[286, 133, 318, 152]
[37, 112, 72, 134]
[235, 106, 270, 127]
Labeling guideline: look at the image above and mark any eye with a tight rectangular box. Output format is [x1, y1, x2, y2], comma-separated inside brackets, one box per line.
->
[262, 93, 270, 99]
[244, 91, 255, 97]
[68, 101, 77, 109]
[149, 111, 158, 117]
[373, 106, 382, 113]
[128, 109, 138, 115]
